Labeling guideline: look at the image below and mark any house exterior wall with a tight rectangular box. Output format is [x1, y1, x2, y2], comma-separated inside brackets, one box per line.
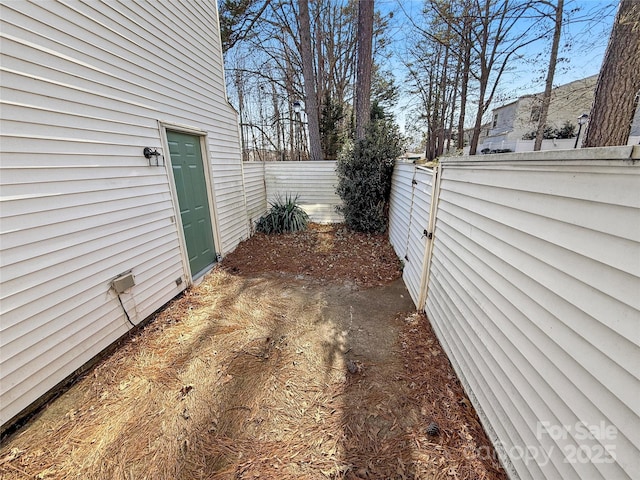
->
[483, 75, 598, 152]
[489, 101, 519, 141]
[389, 146, 639, 479]
[542, 75, 598, 131]
[631, 103, 640, 137]
[629, 102, 640, 145]
[0, 0, 247, 429]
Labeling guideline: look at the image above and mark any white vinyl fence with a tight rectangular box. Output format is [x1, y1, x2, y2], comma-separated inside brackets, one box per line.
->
[388, 164, 435, 307]
[242, 161, 342, 226]
[388, 163, 414, 258]
[389, 146, 640, 480]
[242, 162, 267, 228]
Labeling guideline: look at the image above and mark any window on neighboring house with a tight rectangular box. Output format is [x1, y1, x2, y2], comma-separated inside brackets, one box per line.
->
[492, 113, 498, 128]
[531, 105, 541, 122]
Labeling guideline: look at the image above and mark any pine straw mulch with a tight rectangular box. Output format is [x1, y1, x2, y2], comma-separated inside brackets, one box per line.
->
[0, 224, 507, 480]
[221, 223, 403, 287]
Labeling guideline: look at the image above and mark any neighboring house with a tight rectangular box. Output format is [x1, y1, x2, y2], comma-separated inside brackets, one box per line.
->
[479, 75, 599, 152]
[462, 122, 492, 149]
[0, 1, 248, 429]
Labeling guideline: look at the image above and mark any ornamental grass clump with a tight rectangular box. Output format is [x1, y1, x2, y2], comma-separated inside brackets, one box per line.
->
[256, 194, 309, 234]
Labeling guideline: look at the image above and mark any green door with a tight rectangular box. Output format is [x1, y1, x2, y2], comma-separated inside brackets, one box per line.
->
[167, 130, 216, 278]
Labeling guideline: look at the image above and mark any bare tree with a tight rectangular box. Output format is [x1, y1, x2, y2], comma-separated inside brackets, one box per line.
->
[298, 0, 323, 160]
[225, 0, 360, 160]
[583, 0, 640, 147]
[404, 0, 472, 158]
[467, 0, 541, 155]
[534, 0, 564, 151]
[314, 2, 358, 158]
[457, 5, 473, 150]
[407, 32, 455, 160]
[406, 0, 543, 155]
[219, 0, 272, 53]
[355, 0, 374, 140]
[223, 0, 395, 160]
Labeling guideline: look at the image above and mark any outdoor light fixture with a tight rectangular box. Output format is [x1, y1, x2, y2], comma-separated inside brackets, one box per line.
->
[143, 147, 163, 166]
[293, 100, 301, 114]
[574, 113, 589, 149]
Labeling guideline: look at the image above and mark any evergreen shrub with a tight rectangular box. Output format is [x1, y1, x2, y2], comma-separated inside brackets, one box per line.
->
[336, 118, 404, 233]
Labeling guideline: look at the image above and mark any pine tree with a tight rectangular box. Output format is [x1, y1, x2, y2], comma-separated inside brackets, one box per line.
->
[583, 0, 640, 147]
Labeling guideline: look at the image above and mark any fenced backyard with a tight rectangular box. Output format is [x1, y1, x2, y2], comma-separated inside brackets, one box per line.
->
[241, 145, 640, 480]
[1, 146, 637, 480]
[0, 226, 506, 480]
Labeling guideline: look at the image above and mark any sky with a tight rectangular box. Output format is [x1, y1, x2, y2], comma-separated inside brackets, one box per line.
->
[377, 0, 618, 135]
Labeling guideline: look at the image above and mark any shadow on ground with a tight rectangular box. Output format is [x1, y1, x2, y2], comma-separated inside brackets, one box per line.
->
[0, 270, 506, 480]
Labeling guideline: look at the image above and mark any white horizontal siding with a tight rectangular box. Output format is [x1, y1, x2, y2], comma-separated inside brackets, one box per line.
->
[243, 162, 268, 229]
[402, 168, 433, 308]
[0, 0, 246, 428]
[264, 161, 342, 223]
[425, 147, 640, 480]
[211, 148, 249, 255]
[388, 162, 414, 259]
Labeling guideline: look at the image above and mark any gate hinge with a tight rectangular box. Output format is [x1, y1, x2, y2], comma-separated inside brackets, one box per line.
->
[422, 229, 433, 239]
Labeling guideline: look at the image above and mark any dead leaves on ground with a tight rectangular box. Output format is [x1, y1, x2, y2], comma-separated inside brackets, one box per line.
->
[222, 224, 402, 287]
[0, 226, 506, 480]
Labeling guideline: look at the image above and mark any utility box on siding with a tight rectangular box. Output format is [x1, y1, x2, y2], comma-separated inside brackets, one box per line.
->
[0, 0, 248, 431]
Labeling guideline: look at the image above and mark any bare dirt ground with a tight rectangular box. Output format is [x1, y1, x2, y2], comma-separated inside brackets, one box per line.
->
[0, 224, 506, 480]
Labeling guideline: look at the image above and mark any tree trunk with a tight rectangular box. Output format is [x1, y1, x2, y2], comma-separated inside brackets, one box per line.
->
[355, 0, 374, 141]
[534, 0, 564, 151]
[469, 89, 486, 155]
[466, 0, 531, 155]
[271, 82, 283, 160]
[285, 62, 296, 161]
[436, 40, 450, 157]
[469, 0, 490, 156]
[448, 53, 461, 153]
[234, 69, 248, 161]
[457, 14, 472, 150]
[298, 0, 323, 160]
[315, 2, 325, 124]
[583, 0, 640, 147]
[469, 56, 488, 155]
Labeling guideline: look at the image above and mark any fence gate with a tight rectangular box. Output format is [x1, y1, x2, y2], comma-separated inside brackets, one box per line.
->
[402, 167, 434, 307]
